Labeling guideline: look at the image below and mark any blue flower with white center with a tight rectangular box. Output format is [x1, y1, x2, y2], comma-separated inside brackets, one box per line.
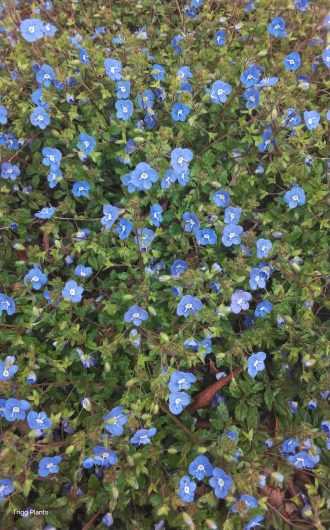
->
[42, 147, 62, 169]
[172, 102, 190, 122]
[287, 451, 316, 469]
[36, 64, 56, 87]
[188, 455, 213, 481]
[171, 148, 193, 172]
[177, 66, 193, 82]
[182, 212, 200, 233]
[243, 88, 260, 109]
[215, 29, 226, 46]
[72, 181, 90, 198]
[30, 106, 50, 129]
[79, 48, 90, 64]
[115, 99, 133, 121]
[212, 190, 230, 208]
[284, 186, 306, 208]
[115, 219, 133, 240]
[121, 171, 137, 193]
[104, 58, 122, 80]
[62, 280, 84, 303]
[131, 162, 159, 191]
[77, 348, 96, 368]
[100, 204, 119, 230]
[232, 494, 258, 514]
[168, 371, 197, 392]
[304, 110, 320, 130]
[35, 206, 56, 219]
[171, 259, 188, 278]
[247, 352, 266, 378]
[255, 301, 273, 318]
[0, 106, 8, 124]
[0, 294, 16, 316]
[151, 64, 165, 81]
[43, 22, 57, 37]
[268, 17, 287, 38]
[322, 48, 330, 68]
[77, 133, 96, 156]
[283, 52, 301, 71]
[4, 398, 30, 421]
[161, 169, 177, 189]
[282, 437, 299, 454]
[135, 228, 155, 251]
[231, 290, 252, 314]
[249, 267, 268, 290]
[24, 267, 48, 290]
[283, 108, 302, 127]
[116, 80, 131, 99]
[38, 456, 62, 477]
[256, 238, 272, 258]
[209, 80, 232, 103]
[124, 305, 148, 326]
[240, 65, 261, 87]
[258, 126, 273, 152]
[222, 224, 243, 247]
[130, 427, 157, 445]
[256, 76, 278, 87]
[92, 446, 117, 467]
[295, 0, 309, 11]
[150, 204, 163, 227]
[178, 476, 196, 503]
[171, 34, 184, 54]
[0, 479, 14, 500]
[0, 357, 18, 382]
[27, 411, 52, 430]
[177, 295, 203, 318]
[137, 89, 155, 110]
[196, 228, 217, 245]
[224, 206, 241, 225]
[209, 468, 233, 499]
[1, 163, 20, 181]
[244, 515, 264, 530]
[320, 421, 330, 433]
[74, 264, 93, 278]
[169, 391, 190, 414]
[176, 168, 190, 186]
[47, 168, 62, 188]
[104, 406, 127, 436]
[20, 18, 44, 42]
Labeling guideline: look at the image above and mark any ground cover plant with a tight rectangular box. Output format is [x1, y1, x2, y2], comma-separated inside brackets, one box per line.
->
[0, 0, 329, 528]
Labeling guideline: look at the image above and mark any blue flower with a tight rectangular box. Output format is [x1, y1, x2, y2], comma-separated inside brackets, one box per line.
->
[43, 22, 57, 37]
[282, 437, 299, 454]
[168, 371, 197, 392]
[177, 295, 203, 318]
[116, 80, 131, 99]
[131, 162, 159, 191]
[151, 64, 165, 81]
[72, 181, 90, 198]
[104, 58, 122, 80]
[102, 513, 114, 527]
[212, 190, 230, 208]
[0, 479, 14, 500]
[222, 225, 243, 246]
[243, 88, 260, 109]
[115, 219, 133, 240]
[137, 89, 155, 110]
[178, 476, 196, 503]
[0, 106, 7, 124]
[240, 66, 261, 87]
[38, 456, 62, 477]
[169, 391, 191, 414]
[77, 348, 96, 368]
[209, 80, 232, 103]
[20, 18, 44, 42]
[42, 147, 62, 168]
[247, 352, 267, 377]
[93, 446, 117, 467]
[35, 206, 56, 219]
[124, 305, 149, 326]
[79, 48, 90, 64]
[268, 17, 287, 38]
[244, 515, 264, 530]
[36, 64, 56, 87]
[188, 455, 213, 480]
[135, 228, 155, 251]
[258, 126, 273, 152]
[115, 99, 134, 121]
[32, 88, 49, 108]
[171, 34, 184, 54]
[231, 290, 252, 314]
[130, 427, 157, 445]
[232, 494, 258, 513]
[77, 133, 96, 155]
[249, 267, 268, 290]
[256, 238, 272, 259]
[100, 204, 119, 230]
[215, 29, 226, 46]
[177, 168, 190, 186]
[283, 52, 301, 71]
[27, 411, 52, 430]
[255, 301, 273, 318]
[4, 398, 30, 421]
[209, 468, 233, 499]
[74, 264, 93, 278]
[171, 148, 193, 172]
[171, 259, 188, 278]
[256, 76, 278, 87]
[30, 107, 50, 129]
[295, 0, 309, 11]
[104, 406, 127, 436]
[182, 212, 200, 233]
[322, 48, 330, 68]
[196, 228, 217, 245]
[0, 357, 18, 381]
[62, 280, 84, 303]
[287, 451, 316, 469]
[284, 186, 306, 209]
[177, 66, 193, 82]
[172, 102, 190, 122]
[1, 163, 20, 181]
[283, 108, 302, 127]
[0, 294, 16, 316]
[24, 267, 48, 290]
[304, 110, 320, 130]
[224, 206, 241, 225]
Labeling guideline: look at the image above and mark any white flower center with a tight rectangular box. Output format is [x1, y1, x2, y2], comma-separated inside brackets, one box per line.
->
[184, 485, 190, 494]
[13, 407, 20, 413]
[29, 26, 35, 33]
[69, 288, 76, 296]
[218, 479, 224, 487]
[197, 464, 205, 471]
[32, 275, 39, 282]
[141, 172, 148, 179]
